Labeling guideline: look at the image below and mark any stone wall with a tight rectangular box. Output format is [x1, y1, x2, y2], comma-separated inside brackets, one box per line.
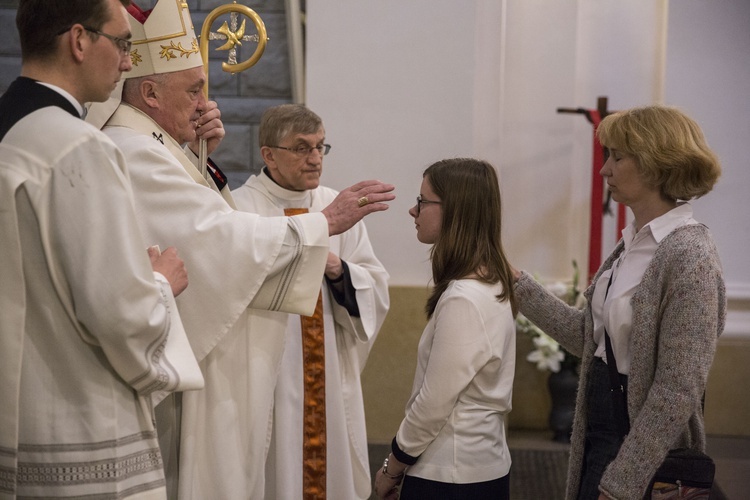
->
[0, 0, 293, 188]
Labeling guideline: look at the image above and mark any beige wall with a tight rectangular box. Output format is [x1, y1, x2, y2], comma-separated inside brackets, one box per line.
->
[705, 338, 750, 436]
[363, 287, 750, 444]
[362, 287, 428, 443]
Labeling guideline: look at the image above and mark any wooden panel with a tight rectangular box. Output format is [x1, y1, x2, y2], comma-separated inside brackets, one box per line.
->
[364, 287, 750, 444]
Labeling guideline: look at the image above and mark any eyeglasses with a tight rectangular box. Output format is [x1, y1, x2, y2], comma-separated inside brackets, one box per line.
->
[270, 144, 331, 157]
[415, 194, 441, 216]
[82, 26, 132, 55]
[56, 25, 132, 55]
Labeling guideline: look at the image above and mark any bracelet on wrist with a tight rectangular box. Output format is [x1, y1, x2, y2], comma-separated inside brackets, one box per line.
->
[382, 456, 404, 480]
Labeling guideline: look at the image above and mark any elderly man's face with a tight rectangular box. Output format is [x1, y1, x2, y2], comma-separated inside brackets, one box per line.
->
[263, 127, 326, 192]
[154, 66, 206, 144]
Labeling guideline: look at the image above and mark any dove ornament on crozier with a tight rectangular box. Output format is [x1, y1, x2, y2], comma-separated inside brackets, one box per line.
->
[196, 1, 268, 173]
[211, 18, 261, 65]
[216, 20, 246, 52]
[199, 1, 268, 77]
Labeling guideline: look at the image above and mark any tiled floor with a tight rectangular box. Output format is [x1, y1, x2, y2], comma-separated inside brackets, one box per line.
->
[706, 434, 750, 500]
[508, 430, 750, 499]
[368, 431, 750, 499]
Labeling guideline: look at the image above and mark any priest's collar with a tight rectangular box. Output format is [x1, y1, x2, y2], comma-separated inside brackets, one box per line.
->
[37, 81, 85, 118]
[260, 166, 311, 205]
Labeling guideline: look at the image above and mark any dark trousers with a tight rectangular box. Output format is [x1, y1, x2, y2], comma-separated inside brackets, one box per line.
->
[577, 358, 628, 500]
[400, 472, 510, 500]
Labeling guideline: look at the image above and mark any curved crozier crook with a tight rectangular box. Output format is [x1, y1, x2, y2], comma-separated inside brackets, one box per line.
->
[200, 3, 268, 78]
[197, 2, 268, 173]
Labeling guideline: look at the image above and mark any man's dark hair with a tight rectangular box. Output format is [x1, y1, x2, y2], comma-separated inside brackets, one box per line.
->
[17, 0, 130, 60]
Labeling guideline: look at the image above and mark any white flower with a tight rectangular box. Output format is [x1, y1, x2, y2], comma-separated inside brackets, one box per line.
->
[526, 332, 565, 372]
[532, 332, 561, 350]
[546, 281, 569, 299]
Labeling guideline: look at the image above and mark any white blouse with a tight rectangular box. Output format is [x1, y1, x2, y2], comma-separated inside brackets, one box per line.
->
[591, 203, 698, 374]
[396, 279, 516, 483]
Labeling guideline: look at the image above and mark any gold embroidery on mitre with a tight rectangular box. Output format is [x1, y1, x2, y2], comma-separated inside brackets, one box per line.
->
[159, 38, 199, 61]
[125, 0, 202, 78]
[130, 49, 143, 66]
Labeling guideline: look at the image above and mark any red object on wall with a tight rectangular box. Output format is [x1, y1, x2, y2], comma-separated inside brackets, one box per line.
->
[557, 97, 625, 283]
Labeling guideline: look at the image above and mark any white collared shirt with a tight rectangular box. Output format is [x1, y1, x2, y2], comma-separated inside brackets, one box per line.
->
[591, 203, 698, 374]
[37, 82, 85, 118]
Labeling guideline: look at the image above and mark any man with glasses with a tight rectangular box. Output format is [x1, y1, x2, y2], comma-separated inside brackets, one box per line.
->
[228, 104, 390, 500]
[79, 25, 133, 54]
[88, 1, 395, 498]
[0, 0, 193, 498]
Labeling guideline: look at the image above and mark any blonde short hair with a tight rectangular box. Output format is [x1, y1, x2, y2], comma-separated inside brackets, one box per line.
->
[596, 105, 721, 200]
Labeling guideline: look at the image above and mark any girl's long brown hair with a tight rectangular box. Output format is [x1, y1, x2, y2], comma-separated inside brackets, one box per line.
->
[424, 158, 517, 318]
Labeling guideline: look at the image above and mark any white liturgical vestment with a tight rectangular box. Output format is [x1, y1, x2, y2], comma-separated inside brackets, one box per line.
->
[102, 104, 330, 499]
[232, 172, 390, 499]
[0, 78, 196, 499]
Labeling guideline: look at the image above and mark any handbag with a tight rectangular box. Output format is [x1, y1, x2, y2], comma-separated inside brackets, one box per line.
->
[600, 272, 715, 500]
[648, 448, 715, 499]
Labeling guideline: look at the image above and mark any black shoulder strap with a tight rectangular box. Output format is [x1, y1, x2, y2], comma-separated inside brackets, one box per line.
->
[601, 271, 631, 439]
[0, 77, 79, 141]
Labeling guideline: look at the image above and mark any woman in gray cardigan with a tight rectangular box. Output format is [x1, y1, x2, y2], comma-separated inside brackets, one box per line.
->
[514, 105, 725, 500]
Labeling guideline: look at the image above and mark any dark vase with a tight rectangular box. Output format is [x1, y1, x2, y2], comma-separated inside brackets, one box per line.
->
[548, 365, 579, 443]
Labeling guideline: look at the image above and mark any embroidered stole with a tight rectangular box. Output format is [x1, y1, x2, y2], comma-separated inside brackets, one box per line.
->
[284, 207, 326, 498]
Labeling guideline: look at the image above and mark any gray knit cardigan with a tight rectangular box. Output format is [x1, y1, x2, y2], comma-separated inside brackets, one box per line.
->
[515, 223, 725, 500]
